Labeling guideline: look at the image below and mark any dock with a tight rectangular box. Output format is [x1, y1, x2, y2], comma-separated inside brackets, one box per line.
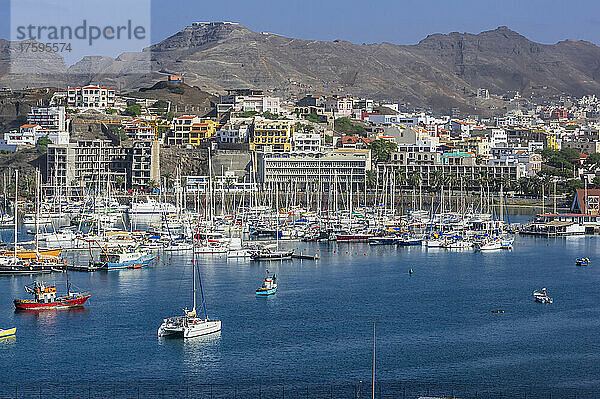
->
[291, 253, 320, 260]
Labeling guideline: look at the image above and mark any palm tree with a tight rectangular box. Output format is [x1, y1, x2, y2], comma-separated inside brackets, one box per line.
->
[431, 170, 444, 192]
[366, 170, 377, 190]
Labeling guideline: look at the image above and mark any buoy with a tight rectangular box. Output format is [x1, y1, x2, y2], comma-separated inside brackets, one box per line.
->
[169, 257, 172, 261]
[409, 269, 413, 274]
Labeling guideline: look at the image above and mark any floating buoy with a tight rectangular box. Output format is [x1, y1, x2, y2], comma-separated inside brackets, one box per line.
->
[334, 251, 336, 253]
[409, 269, 413, 275]
[169, 257, 172, 261]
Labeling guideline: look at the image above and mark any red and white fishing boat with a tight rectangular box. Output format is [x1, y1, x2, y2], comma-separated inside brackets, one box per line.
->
[13, 280, 90, 311]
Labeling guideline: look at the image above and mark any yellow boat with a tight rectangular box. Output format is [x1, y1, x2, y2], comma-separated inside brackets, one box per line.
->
[0, 328, 16, 338]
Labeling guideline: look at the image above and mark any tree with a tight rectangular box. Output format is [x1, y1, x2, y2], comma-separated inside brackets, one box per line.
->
[105, 108, 117, 115]
[146, 179, 158, 192]
[36, 136, 52, 154]
[366, 170, 377, 189]
[369, 140, 398, 163]
[304, 114, 321, 124]
[334, 117, 366, 136]
[123, 104, 142, 117]
[593, 176, 600, 188]
[115, 176, 125, 190]
[585, 152, 600, 167]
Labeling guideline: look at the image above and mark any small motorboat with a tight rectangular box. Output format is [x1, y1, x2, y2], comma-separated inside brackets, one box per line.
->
[0, 328, 16, 338]
[491, 309, 505, 314]
[533, 288, 553, 304]
[256, 272, 277, 297]
[576, 257, 590, 267]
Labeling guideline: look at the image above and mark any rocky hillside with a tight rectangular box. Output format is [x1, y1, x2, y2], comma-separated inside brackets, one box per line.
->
[3, 24, 600, 114]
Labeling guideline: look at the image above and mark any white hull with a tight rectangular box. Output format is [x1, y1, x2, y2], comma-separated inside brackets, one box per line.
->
[158, 319, 221, 338]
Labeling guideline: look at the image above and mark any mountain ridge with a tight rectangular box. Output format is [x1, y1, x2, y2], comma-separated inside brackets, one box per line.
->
[2, 23, 600, 114]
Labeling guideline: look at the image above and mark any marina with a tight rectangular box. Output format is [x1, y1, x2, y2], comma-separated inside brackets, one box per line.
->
[1, 221, 600, 395]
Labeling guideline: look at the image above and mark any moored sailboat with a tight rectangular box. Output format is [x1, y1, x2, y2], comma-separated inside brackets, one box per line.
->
[158, 251, 221, 338]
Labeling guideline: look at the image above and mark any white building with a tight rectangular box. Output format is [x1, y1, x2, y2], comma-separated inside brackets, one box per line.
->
[67, 85, 116, 109]
[220, 89, 281, 114]
[325, 97, 353, 118]
[292, 132, 321, 154]
[216, 123, 250, 143]
[28, 106, 67, 131]
[4, 124, 69, 145]
[123, 120, 155, 141]
[258, 149, 371, 189]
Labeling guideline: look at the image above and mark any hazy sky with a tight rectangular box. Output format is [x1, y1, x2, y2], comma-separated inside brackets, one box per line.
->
[1, 0, 599, 47]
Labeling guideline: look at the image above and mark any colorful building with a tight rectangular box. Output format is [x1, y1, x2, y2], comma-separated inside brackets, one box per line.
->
[167, 116, 220, 146]
[250, 118, 294, 152]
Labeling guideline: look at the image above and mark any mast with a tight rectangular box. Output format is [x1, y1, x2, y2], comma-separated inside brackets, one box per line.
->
[35, 169, 39, 256]
[13, 170, 18, 263]
[192, 250, 197, 314]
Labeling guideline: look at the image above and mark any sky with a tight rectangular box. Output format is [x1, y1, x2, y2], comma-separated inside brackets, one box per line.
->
[1, 0, 600, 48]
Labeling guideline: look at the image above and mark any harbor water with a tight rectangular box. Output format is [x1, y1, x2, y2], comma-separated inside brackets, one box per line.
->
[1, 220, 600, 397]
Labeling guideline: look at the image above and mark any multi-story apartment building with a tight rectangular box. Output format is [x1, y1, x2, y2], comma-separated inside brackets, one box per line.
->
[46, 139, 155, 192]
[325, 97, 353, 118]
[5, 124, 69, 146]
[28, 106, 67, 131]
[219, 89, 281, 114]
[250, 118, 295, 152]
[258, 149, 371, 190]
[292, 132, 321, 154]
[123, 120, 155, 141]
[167, 116, 220, 146]
[67, 85, 116, 109]
[381, 149, 521, 189]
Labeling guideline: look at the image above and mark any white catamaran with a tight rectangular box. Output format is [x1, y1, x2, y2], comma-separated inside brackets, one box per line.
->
[157, 251, 221, 338]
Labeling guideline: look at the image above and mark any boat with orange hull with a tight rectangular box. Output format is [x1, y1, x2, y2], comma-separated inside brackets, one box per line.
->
[13, 280, 90, 311]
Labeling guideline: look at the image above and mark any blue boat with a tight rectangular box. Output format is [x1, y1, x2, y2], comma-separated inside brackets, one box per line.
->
[96, 248, 154, 270]
[576, 257, 590, 266]
[256, 272, 277, 297]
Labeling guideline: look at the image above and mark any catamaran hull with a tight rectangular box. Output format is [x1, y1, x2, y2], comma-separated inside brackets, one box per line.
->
[158, 320, 222, 338]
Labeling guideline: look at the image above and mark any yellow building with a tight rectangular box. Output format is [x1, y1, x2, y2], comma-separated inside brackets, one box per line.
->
[545, 130, 561, 150]
[168, 116, 219, 146]
[250, 118, 294, 152]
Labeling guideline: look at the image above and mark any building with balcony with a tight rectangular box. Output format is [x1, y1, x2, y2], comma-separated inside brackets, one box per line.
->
[67, 85, 116, 109]
[250, 118, 295, 152]
[167, 116, 220, 146]
[257, 149, 371, 190]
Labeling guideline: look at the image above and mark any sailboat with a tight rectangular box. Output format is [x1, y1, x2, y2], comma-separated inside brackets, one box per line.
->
[157, 251, 221, 338]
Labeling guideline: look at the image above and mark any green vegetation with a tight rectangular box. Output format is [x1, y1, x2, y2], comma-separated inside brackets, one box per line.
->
[152, 100, 169, 109]
[334, 117, 366, 136]
[170, 86, 185, 95]
[123, 104, 142, 117]
[304, 114, 321, 124]
[262, 111, 282, 120]
[238, 111, 259, 118]
[36, 136, 52, 154]
[324, 134, 333, 144]
[369, 139, 397, 163]
[105, 108, 117, 115]
[108, 126, 129, 142]
[294, 122, 314, 133]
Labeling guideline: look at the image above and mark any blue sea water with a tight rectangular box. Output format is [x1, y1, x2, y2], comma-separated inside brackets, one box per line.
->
[1, 221, 600, 397]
